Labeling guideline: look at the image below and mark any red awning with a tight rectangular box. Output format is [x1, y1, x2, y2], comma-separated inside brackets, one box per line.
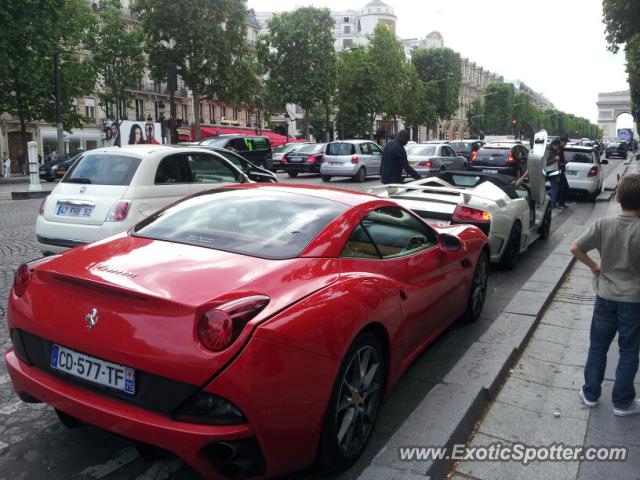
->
[195, 126, 306, 147]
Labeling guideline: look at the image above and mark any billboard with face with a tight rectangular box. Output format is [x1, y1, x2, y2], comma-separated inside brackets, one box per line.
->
[103, 120, 162, 147]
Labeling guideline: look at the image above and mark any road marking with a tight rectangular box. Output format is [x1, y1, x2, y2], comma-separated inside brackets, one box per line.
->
[78, 447, 140, 479]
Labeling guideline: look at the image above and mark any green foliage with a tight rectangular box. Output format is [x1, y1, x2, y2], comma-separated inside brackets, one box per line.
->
[398, 63, 435, 137]
[412, 47, 462, 121]
[260, 7, 336, 139]
[602, 0, 640, 53]
[484, 83, 515, 134]
[368, 24, 407, 120]
[625, 34, 640, 123]
[0, 0, 97, 139]
[135, 0, 251, 139]
[87, 0, 146, 120]
[466, 98, 485, 138]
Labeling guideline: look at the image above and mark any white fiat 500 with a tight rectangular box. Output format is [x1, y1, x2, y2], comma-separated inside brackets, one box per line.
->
[36, 145, 261, 254]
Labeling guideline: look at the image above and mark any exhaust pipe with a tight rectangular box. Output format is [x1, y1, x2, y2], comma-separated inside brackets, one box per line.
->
[220, 458, 253, 479]
[209, 442, 236, 462]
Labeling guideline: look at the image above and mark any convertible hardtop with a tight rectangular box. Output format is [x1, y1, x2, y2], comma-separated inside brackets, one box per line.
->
[422, 170, 516, 189]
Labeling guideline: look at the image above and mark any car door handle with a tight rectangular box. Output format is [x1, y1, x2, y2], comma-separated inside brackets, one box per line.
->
[399, 289, 408, 301]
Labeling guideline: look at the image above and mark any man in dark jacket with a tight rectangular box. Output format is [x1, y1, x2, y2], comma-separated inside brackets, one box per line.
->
[557, 135, 570, 208]
[380, 129, 420, 184]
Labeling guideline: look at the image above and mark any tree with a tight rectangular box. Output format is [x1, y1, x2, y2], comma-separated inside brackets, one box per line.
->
[412, 47, 462, 129]
[398, 63, 434, 141]
[135, 0, 251, 141]
[484, 83, 515, 134]
[602, 0, 640, 53]
[260, 7, 336, 139]
[88, 0, 146, 121]
[466, 98, 485, 138]
[0, 0, 96, 151]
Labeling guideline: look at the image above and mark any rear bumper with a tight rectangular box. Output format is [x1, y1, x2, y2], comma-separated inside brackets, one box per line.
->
[320, 163, 360, 177]
[35, 215, 130, 254]
[567, 177, 599, 194]
[280, 163, 321, 173]
[5, 349, 254, 479]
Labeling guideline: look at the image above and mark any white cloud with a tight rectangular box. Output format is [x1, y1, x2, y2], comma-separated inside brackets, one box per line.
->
[249, 0, 629, 123]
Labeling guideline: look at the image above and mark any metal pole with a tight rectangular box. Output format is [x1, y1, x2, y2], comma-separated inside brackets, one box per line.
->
[170, 89, 177, 144]
[54, 50, 65, 156]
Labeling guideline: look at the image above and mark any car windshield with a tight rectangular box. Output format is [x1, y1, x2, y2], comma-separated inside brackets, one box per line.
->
[215, 150, 244, 169]
[133, 189, 348, 259]
[327, 143, 356, 155]
[406, 146, 436, 156]
[62, 154, 141, 185]
[565, 151, 594, 163]
[295, 144, 325, 154]
[274, 143, 304, 154]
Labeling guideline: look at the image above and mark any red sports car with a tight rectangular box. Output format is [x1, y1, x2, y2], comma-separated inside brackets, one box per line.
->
[5, 184, 489, 479]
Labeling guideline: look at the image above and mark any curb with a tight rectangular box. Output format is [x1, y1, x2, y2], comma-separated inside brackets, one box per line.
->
[357, 161, 631, 480]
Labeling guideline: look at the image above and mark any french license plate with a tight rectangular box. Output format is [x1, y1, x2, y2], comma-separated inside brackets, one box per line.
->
[329, 162, 342, 165]
[483, 169, 499, 174]
[289, 157, 303, 163]
[56, 204, 93, 217]
[50, 344, 135, 395]
[566, 170, 578, 176]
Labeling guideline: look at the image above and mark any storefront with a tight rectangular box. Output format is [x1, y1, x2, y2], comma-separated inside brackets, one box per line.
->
[39, 127, 102, 158]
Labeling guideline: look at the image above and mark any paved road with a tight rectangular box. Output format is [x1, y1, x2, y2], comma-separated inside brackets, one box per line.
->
[0, 158, 625, 479]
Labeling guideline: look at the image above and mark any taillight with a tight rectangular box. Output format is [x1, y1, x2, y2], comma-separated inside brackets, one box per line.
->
[13, 263, 31, 297]
[588, 166, 598, 177]
[418, 161, 433, 168]
[507, 153, 516, 165]
[198, 295, 270, 352]
[351, 155, 359, 164]
[452, 205, 491, 224]
[282, 155, 289, 163]
[306, 154, 321, 163]
[38, 197, 47, 215]
[106, 200, 131, 222]
[471, 151, 477, 162]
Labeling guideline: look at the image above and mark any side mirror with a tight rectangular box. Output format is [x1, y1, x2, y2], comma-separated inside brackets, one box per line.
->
[439, 233, 462, 252]
[601, 159, 608, 164]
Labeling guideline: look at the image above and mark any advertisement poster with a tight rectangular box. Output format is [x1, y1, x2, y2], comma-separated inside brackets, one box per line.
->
[617, 128, 633, 145]
[103, 120, 162, 147]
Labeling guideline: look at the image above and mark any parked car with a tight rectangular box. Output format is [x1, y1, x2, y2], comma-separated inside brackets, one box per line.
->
[196, 146, 278, 183]
[35, 145, 265, 255]
[605, 141, 628, 159]
[39, 152, 83, 182]
[281, 143, 328, 177]
[468, 142, 529, 177]
[6, 183, 488, 479]
[320, 140, 383, 182]
[199, 135, 273, 169]
[272, 142, 313, 171]
[405, 142, 467, 175]
[563, 145, 608, 201]
[448, 140, 484, 163]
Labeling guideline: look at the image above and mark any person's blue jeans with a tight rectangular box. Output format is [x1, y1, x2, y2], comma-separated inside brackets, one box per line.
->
[583, 296, 640, 409]
[549, 177, 560, 208]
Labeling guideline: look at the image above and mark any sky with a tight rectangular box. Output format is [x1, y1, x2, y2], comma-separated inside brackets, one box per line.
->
[248, 0, 634, 127]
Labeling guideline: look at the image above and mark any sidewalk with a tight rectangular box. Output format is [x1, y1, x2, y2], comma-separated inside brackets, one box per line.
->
[450, 160, 640, 480]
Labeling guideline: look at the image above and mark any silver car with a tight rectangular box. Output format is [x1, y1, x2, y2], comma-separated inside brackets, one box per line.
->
[406, 143, 468, 175]
[320, 140, 383, 182]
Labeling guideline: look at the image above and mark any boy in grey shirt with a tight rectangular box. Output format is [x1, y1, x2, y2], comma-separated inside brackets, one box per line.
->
[571, 174, 640, 415]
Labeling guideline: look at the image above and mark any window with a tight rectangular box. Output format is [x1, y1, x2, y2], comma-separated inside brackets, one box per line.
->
[232, 108, 238, 120]
[343, 38, 353, 48]
[63, 154, 141, 186]
[84, 98, 95, 120]
[359, 143, 371, 155]
[370, 143, 383, 154]
[360, 207, 437, 259]
[341, 223, 380, 258]
[209, 105, 214, 123]
[328, 142, 355, 156]
[221, 106, 227, 118]
[188, 153, 239, 184]
[344, 25, 351, 34]
[358, 19, 361, 32]
[155, 155, 191, 184]
[343, 16, 350, 22]
[182, 104, 188, 122]
[135, 99, 144, 121]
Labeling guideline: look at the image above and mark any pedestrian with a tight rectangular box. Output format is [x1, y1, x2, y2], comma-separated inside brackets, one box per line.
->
[571, 174, 640, 416]
[557, 135, 570, 208]
[545, 139, 562, 209]
[380, 129, 420, 184]
[17, 149, 26, 175]
[2, 152, 11, 179]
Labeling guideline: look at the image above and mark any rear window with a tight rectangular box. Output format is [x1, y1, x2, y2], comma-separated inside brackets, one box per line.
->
[477, 148, 509, 159]
[328, 143, 356, 156]
[449, 142, 471, 150]
[565, 151, 594, 163]
[250, 137, 270, 150]
[133, 189, 348, 259]
[63, 154, 141, 186]
[406, 146, 436, 156]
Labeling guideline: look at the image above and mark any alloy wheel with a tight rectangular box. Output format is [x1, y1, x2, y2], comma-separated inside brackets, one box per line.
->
[470, 252, 489, 318]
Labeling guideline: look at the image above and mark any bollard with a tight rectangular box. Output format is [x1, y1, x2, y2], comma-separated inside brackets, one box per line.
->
[28, 141, 42, 192]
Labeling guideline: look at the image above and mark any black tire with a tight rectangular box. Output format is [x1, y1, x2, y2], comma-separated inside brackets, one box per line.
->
[461, 250, 489, 323]
[500, 221, 521, 270]
[317, 332, 385, 471]
[352, 167, 366, 183]
[321, 175, 332, 182]
[287, 171, 299, 178]
[539, 206, 551, 240]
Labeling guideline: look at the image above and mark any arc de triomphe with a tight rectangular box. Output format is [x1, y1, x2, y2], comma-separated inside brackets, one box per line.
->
[597, 90, 637, 139]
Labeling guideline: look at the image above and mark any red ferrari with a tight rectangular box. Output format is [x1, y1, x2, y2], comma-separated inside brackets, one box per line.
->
[5, 184, 489, 479]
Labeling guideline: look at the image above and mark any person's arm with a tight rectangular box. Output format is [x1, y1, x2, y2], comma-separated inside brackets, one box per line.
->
[514, 169, 529, 187]
[570, 243, 600, 275]
[399, 146, 420, 179]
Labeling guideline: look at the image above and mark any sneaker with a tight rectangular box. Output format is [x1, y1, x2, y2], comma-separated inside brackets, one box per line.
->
[613, 400, 640, 416]
[580, 388, 598, 407]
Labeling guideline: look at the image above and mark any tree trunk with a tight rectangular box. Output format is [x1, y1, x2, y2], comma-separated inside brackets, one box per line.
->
[369, 112, 376, 140]
[303, 105, 310, 140]
[193, 88, 201, 142]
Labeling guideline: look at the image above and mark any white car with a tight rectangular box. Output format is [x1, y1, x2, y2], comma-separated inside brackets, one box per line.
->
[375, 131, 553, 269]
[320, 140, 383, 182]
[406, 142, 467, 175]
[563, 145, 608, 201]
[35, 145, 264, 254]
